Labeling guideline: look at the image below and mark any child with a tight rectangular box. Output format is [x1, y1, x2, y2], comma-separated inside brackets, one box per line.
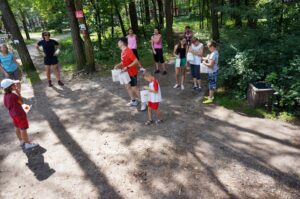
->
[173, 38, 188, 90]
[143, 71, 162, 125]
[1, 79, 38, 149]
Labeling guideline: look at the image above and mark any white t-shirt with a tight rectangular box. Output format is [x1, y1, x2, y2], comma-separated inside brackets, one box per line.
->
[189, 43, 203, 65]
[149, 79, 162, 103]
[208, 50, 219, 72]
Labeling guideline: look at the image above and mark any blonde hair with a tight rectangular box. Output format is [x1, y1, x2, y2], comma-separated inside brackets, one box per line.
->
[143, 71, 153, 78]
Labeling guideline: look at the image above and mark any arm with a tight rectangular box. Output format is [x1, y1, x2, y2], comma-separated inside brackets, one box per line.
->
[203, 58, 215, 68]
[173, 45, 178, 57]
[114, 62, 122, 69]
[151, 36, 156, 53]
[14, 89, 23, 104]
[123, 59, 138, 71]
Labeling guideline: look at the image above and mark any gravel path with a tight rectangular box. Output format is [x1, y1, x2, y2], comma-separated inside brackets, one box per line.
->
[0, 43, 300, 199]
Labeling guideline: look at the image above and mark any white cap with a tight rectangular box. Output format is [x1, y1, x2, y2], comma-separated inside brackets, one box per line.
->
[1, 79, 20, 89]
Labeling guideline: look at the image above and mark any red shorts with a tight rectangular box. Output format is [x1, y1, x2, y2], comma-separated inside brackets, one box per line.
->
[148, 102, 159, 110]
[11, 116, 29, 130]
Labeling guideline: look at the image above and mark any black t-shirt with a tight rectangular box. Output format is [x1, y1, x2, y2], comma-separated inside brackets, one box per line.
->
[37, 39, 59, 57]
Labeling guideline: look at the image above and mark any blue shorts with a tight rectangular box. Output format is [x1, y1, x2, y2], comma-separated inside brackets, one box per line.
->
[208, 71, 218, 90]
[190, 64, 200, 80]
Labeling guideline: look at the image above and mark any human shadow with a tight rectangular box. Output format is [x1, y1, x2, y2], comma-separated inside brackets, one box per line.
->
[23, 145, 55, 181]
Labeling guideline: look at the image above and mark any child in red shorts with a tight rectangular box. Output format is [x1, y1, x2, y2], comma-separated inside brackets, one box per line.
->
[143, 72, 162, 125]
[1, 79, 38, 150]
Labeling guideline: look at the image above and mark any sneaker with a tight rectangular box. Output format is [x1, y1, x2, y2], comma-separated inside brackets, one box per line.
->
[173, 84, 180, 89]
[193, 86, 198, 91]
[127, 100, 138, 107]
[181, 85, 185, 90]
[145, 120, 154, 125]
[24, 143, 38, 150]
[140, 67, 146, 72]
[140, 102, 147, 111]
[203, 96, 213, 100]
[48, 80, 53, 87]
[203, 98, 214, 104]
[162, 71, 167, 75]
[198, 86, 202, 91]
[155, 120, 163, 124]
[154, 70, 160, 74]
[58, 80, 64, 86]
[19, 140, 25, 147]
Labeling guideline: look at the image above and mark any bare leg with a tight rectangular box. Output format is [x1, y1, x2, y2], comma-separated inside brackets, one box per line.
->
[155, 62, 159, 70]
[125, 84, 135, 100]
[209, 90, 215, 98]
[198, 79, 202, 87]
[155, 109, 162, 120]
[20, 129, 30, 143]
[45, 65, 51, 81]
[15, 128, 22, 141]
[175, 68, 180, 85]
[181, 67, 186, 85]
[53, 64, 61, 81]
[162, 63, 166, 71]
[131, 86, 140, 99]
[147, 108, 152, 121]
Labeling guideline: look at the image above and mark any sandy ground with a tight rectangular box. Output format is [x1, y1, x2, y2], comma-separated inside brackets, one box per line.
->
[0, 43, 300, 199]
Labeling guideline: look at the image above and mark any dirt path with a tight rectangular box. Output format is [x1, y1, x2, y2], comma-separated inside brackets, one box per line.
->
[0, 42, 300, 199]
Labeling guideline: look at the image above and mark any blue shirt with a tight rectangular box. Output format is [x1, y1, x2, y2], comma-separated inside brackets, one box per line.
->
[0, 52, 17, 73]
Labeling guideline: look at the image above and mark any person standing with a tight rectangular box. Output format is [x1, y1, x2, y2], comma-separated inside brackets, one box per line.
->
[184, 26, 193, 46]
[36, 32, 64, 87]
[114, 37, 147, 111]
[202, 41, 219, 104]
[0, 44, 21, 90]
[127, 28, 145, 71]
[173, 38, 188, 90]
[189, 38, 204, 91]
[151, 28, 167, 75]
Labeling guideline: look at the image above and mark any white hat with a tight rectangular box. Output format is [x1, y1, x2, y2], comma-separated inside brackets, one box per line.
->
[1, 79, 20, 89]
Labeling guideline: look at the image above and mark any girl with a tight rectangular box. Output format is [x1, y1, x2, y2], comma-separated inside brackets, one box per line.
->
[173, 38, 188, 90]
[151, 28, 167, 75]
[202, 41, 219, 104]
[184, 26, 193, 46]
[1, 79, 38, 150]
[143, 71, 162, 125]
[189, 38, 204, 90]
[36, 31, 64, 87]
[0, 44, 21, 82]
[127, 28, 145, 71]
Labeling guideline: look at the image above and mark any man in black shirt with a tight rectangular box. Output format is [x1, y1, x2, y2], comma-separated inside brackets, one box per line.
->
[36, 31, 64, 87]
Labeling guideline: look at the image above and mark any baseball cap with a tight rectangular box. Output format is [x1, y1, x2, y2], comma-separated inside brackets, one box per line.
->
[1, 79, 20, 89]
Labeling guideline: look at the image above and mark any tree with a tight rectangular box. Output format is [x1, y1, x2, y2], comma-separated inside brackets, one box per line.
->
[20, 10, 30, 40]
[129, 0, 139, 34]
[0, 0, 35, 71]
[157, 0, 164, 28]
[211, 0, 220, 41]
[165, 0, 173, 48]
[151, 0, 159, 26]
[64, 0, 86, 70]
[113, 0, 126, 36]
[144, 0, 150, 24]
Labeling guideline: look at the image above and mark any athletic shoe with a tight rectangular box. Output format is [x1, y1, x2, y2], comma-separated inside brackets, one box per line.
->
[162, 71, 167, 75]
[19, 140, 25, 147]
[140, 102, 147, 111]
[154, 70, 160, 74]
[203, 96, 213, 100]
[198, 87, 202, 92]
[140, 67, 146, 72]
[193, 86, 198, 91]
[126, 100, 138, 107]
[145, 120, 154, 125]
[203, 98, 214, 104]
[155, 120, 163, 124]
[48, 80, 53, 87]
[24, 143, 38, 150]
[181, 85, 185, 90]
[58, 80, 64, 86]
[173, 84, 180, 89]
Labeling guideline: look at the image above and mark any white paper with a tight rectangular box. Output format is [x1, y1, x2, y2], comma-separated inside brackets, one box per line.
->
[111, 69, 121, 82]
[140, 90, 150, 103]
[119, 71, 131, 85]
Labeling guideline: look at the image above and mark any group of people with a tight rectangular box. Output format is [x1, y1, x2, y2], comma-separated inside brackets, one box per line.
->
[1, 26, 219, 151]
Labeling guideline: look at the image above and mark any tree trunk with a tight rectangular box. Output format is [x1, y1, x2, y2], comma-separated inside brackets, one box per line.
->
[20, 10, 30, 40]
[165, 0, 173, 49]
[113, 0, 126, 36]
[144, 0, 150, 24]
[65, 0, 86, 70]
[89, 0, 102, 47]
[211, 0, 220, 42]
[245, 0, 257, 28]
[200, 0, 205, 29]
[74, 0, 95, 73]
[151, 0, 159, 26]
[129, 0, 139, 34]
[231, 0, 242, 27]
[157, 0, 164, 28]
[0, 0, 35, 71]
[111, 3, 114, 38]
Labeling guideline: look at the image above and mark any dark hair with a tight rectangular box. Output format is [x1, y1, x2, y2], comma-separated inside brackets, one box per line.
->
[118, 37, 128, 46]
[128, 28, 133, 32]
[177, 37, 187, 49]
[42, 31, 50, 40]
[208, 40, 217, 48]
[154, 27, 161, 34]
[4, 85, 13, 94]
[185, 26, 191, 29]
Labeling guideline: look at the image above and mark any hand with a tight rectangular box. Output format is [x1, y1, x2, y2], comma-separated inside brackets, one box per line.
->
[114, 65, 119, 69]
[122, 67, 128, 72]
[42, 52, 46, 57]
[140, 67, 146, 72]
[54, 49, 60, 56]
[153, 50, 156, 55]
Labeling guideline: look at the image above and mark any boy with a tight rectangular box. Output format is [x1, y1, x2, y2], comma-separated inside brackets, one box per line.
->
[143, 71, 162, 125]
[1, 79, 38, 149]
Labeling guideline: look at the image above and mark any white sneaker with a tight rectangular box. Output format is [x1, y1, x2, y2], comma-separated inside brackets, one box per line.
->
[126, 100, 138, 107]
[24, 143, 38, 150]
[173, 84, 179, 89]
[141, 102, 147, 111]
[181, 85, 185, 90]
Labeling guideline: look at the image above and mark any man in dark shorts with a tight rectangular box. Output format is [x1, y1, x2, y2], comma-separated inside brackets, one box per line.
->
[114, 37, 147, 111]
[36, 31, 64, 87]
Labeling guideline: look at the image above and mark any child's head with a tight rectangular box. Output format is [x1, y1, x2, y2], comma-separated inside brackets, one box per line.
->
[207, 40, 217, 52]
[128, 28, 134, 35]
[118, 37, 128, 49]
[178, 37, 187, 46]
[143, 71, 154, 82]
[1, 79, 19, 93]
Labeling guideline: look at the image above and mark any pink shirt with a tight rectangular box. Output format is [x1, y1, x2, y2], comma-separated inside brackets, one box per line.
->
[127, 35, 137, 49]
[152, 34, 162, 49]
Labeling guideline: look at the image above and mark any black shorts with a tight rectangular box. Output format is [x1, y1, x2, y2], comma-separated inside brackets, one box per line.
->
[44, 56, 58, 65]
[129, 75, 138, 87]
[153, 48, 164, 63]
[132, 49, 139, 60]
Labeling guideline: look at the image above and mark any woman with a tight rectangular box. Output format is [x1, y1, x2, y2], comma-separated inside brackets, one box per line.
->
[202, 41, 219, 104]
[173, 38, 188, 90]
[114, 37, 147, 111]
[189, 38, 204, 91]
[36, 31, 64, 87]
[0, 44, 21, 90]
[126, 28, 144, 71]
[151, 28, 167, 75]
